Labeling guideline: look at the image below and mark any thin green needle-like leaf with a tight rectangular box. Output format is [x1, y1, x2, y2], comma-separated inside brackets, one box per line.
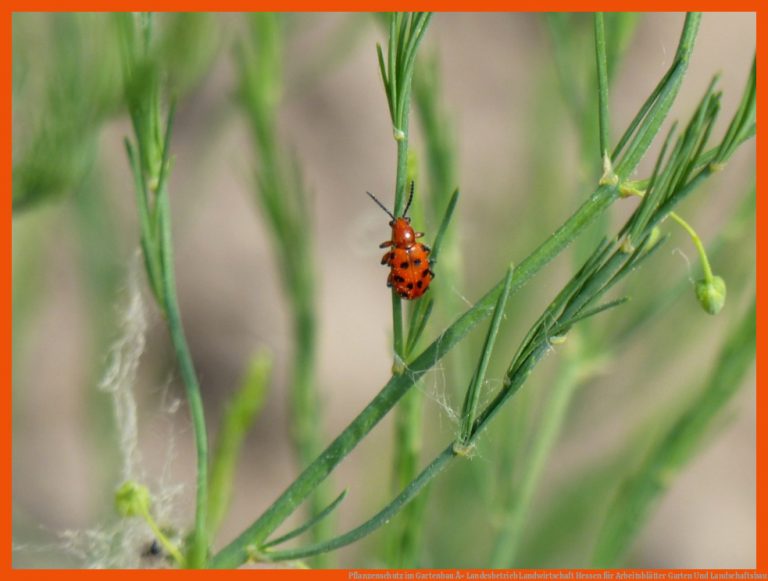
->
[558, 296, 630, 331]
[458, 263, 515, 446]
[405, 297, 434, 357]
[430, 187, 459, 264]
[262, 489, 349, 549]
[594, 13, 611, 158]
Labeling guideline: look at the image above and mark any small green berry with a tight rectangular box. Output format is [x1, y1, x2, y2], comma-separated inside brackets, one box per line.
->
[115, 481, 151, 517]
[695, 275, 726, 315]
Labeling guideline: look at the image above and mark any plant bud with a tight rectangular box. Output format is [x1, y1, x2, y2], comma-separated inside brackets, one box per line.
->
[115, 481, 151, 517]
[695, 275, 726, 315]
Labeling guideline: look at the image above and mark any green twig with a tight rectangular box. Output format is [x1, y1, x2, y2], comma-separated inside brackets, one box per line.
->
[154, 112, 210, 569]
[594, 13, 611, 160]
[458, 263, 515, 448]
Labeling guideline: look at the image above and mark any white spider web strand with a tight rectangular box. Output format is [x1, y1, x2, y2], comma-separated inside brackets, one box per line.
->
[98, 252, 147, 485]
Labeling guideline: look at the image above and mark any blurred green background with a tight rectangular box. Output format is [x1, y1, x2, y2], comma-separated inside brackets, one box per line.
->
[12, 13, 755, 568]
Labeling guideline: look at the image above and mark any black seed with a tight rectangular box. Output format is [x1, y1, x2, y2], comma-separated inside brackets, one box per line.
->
[400, 261, 408, 269]
[407, 283, 414, 290]
[413, 258, 422, 267]
[417, 280, 423, 288]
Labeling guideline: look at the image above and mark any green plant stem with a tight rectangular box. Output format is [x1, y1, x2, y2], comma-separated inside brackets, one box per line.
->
[667, 212, 714, 281]
[383, 14, 430, 567]
[156, 190, 209, 568]
[388, 386, 425, 566]
[388, 152, 421, 563]
[621, 186, 715, 282]
[594, 12, 610, 160]
[139, 505, 185, 566]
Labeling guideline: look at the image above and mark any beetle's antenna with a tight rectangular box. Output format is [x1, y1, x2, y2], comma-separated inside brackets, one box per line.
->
[403, 181, 415, 217]
[366, 191, 396, 221]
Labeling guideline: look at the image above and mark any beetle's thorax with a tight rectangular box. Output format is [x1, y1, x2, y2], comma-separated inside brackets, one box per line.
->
[391, 218, 416, 248]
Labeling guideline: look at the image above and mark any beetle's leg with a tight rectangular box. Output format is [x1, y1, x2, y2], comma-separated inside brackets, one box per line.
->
[379, 240, 393, 248]
[381, 250, 394, 265]
[415, 232, 425, 238]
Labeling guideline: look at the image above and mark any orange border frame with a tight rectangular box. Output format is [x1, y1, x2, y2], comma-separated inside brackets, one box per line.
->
[5, 3, 762, 579]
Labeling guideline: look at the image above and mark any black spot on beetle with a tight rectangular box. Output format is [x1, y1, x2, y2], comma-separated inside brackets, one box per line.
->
[413, 258, 422, 267]
[421, 269, 430, 278]
[407, 283, 414, 290]
[400, 261, 409, 269]
[395, 275, 405, 283]
[417, 280, 423, 288]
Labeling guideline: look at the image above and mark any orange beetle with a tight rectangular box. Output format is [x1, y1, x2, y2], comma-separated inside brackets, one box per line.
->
[367, 182, 434, 300]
